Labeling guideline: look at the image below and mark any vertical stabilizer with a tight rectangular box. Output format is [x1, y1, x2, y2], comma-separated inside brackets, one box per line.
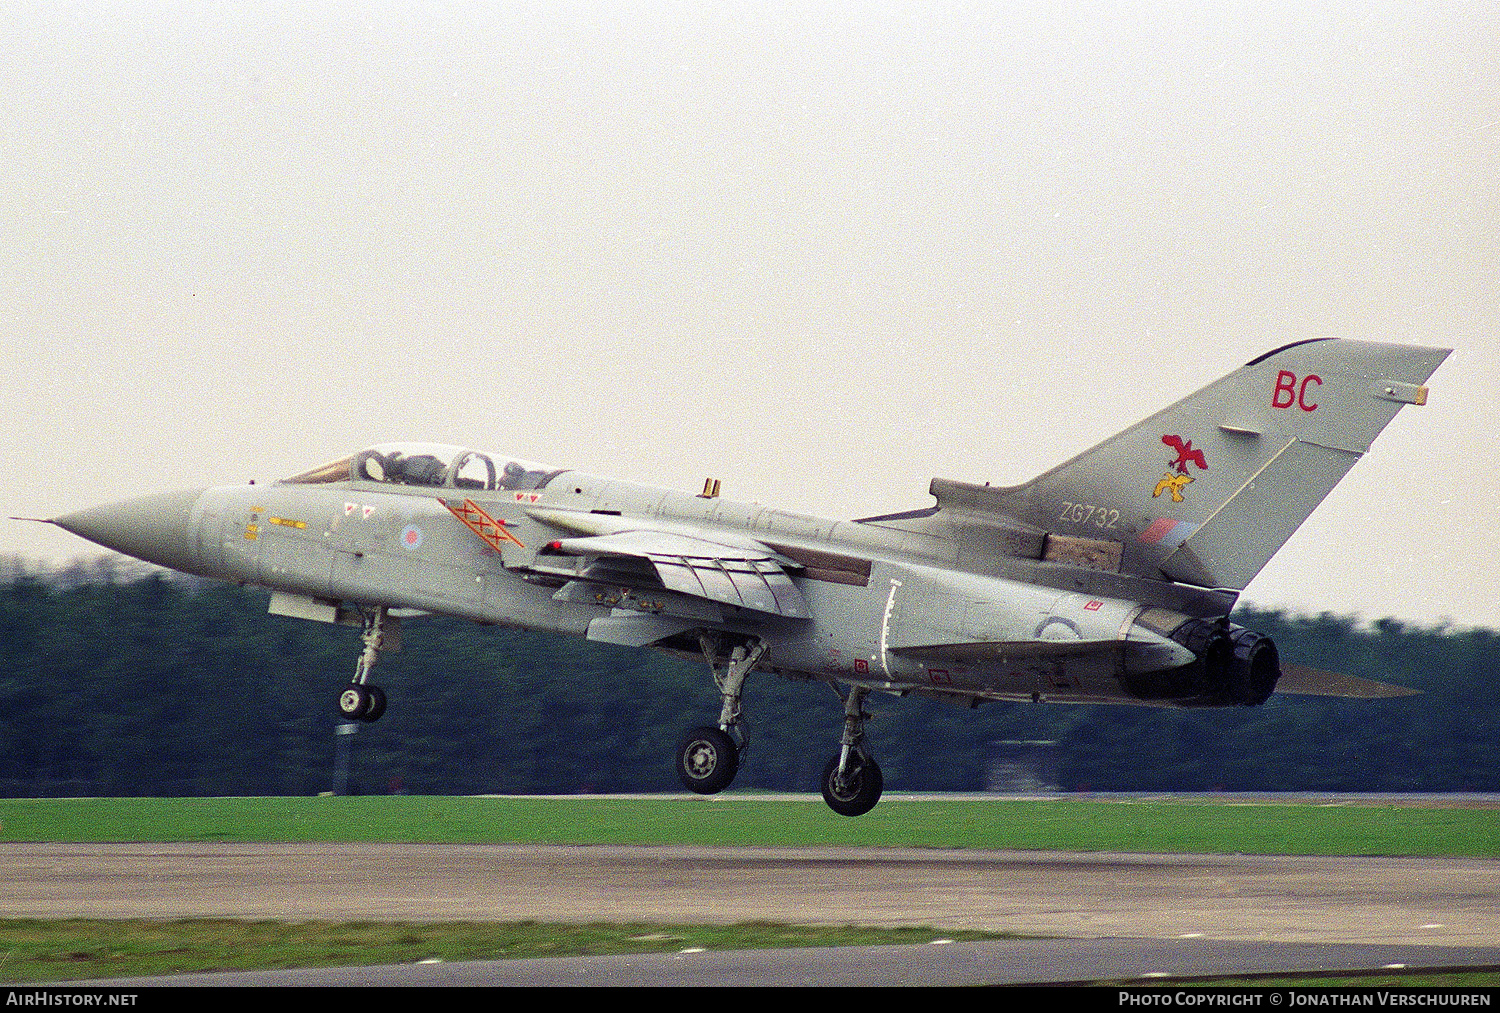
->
[961, 339, 1450, 589]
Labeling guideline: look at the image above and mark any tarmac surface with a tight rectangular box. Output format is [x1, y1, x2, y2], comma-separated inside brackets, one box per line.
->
[7, 841, 1500, 984]
[6, 843, 1499, 946]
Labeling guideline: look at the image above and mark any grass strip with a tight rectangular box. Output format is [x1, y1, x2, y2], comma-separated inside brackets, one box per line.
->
[3, 920, 1497, 987]
[1, 795, 1495, 856]
[0, 918, 1012, 983]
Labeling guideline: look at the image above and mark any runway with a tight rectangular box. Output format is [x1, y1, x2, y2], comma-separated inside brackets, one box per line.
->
[6, 843, 1499, 951]
[58, 938, 1500, 988]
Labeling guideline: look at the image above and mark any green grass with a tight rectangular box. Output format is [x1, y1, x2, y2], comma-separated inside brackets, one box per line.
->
[4, 920, 1496, 986]
[0, 918, 1011, 983]
[1, 794, 1495, 856]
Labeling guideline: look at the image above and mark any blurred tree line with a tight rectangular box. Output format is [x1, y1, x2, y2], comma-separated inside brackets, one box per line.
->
[1, 573, 1496, 796]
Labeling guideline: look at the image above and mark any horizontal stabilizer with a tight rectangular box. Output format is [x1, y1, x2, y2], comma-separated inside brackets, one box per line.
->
[1276, 664, 1420, 699]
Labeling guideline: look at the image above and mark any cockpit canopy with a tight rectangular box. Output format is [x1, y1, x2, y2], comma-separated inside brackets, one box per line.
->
[282, 442, 561, 492]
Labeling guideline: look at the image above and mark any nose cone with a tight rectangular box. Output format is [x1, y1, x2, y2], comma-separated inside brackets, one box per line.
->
[55, 488, 208, 574]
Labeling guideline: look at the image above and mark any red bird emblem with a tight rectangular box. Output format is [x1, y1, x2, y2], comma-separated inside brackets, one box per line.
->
[1162, 435, 1207, 474]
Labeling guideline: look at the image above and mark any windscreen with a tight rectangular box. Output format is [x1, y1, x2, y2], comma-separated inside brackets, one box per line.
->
[285, 443, 560, 492]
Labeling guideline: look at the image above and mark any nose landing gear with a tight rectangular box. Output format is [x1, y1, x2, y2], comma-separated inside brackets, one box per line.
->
[336, 607, 398, 723]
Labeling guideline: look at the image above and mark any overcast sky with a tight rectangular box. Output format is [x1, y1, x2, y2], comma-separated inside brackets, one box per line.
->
[2, 3, 1495, 628]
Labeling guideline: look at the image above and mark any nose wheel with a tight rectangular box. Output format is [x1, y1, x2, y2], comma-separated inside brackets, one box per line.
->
[337, 683, 387, 723]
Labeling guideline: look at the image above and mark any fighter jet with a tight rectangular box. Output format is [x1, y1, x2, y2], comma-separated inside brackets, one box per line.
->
[50, 338, 1449, 815]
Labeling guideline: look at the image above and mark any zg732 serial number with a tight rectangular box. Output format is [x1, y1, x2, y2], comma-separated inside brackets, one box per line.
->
[1058, 502, 1120, 529]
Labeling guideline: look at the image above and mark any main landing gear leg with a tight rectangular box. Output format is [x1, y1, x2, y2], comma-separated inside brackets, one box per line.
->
[675, 634, 767, 795]
[821, 684, 883, 817]
[337, 606, 394, 723]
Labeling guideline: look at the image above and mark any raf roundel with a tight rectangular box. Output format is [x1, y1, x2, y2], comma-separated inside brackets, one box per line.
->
[400, 524, 424, 550]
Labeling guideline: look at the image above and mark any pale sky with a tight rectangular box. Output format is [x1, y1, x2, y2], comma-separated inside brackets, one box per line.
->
[2, 3, 1496, 628]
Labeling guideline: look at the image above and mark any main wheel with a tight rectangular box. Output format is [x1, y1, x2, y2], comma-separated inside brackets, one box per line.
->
[675, 726, 739, 794]
[821, 753, 884, 817]
[337, 684, 370, 720]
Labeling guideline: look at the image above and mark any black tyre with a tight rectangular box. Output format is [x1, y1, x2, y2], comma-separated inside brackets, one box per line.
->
[361, 685, 387, 723]
[820, 753, 884, 817]
[675, 726, 738, 794]
[337, 684, 370, 720]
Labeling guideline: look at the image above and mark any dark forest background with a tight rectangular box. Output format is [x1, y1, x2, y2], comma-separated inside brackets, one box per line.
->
[2, 569, 1496, 797]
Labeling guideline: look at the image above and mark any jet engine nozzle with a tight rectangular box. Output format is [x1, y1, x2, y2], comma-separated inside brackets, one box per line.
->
[1167, 617, 1281, 706]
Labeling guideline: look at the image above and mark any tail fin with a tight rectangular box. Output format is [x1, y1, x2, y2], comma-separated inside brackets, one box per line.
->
[942, 339, 1450, 590]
